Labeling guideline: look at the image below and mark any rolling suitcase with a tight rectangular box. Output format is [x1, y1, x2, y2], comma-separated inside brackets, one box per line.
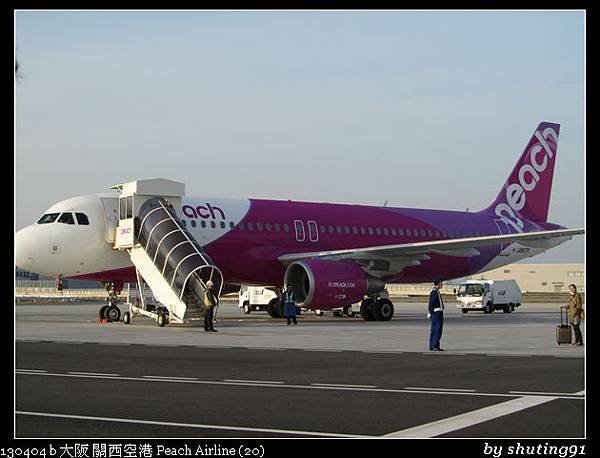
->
[556, 306, 572, 345]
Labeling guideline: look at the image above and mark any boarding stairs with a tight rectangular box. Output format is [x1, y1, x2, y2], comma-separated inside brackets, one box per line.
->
[112, 179, 223, 326]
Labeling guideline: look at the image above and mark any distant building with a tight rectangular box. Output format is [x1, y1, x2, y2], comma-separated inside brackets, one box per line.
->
[15, 268, 38, 281]
[468, 263, 584, 293]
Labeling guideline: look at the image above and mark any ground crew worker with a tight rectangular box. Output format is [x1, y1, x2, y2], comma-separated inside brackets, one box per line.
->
[283, 284, 298, 325]
[204, 280, 218, 332]
[428, 278, 445, 351]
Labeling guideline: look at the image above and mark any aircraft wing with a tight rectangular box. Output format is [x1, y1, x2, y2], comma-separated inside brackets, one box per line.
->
[278, 228, 585, 277]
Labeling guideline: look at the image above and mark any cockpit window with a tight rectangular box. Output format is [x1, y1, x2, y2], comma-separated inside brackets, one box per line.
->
[75, 213, 90, 225]
[58, 212, 75, 225]
[37, 213, 60, 224]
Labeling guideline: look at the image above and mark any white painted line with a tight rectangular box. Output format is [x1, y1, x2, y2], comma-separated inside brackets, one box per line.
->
[246, 347, 286, 351]
[405, 387, 476, 392]
[16, 369, 47, 373]
[383, 395, 555, 438]
[68, 372, 121, 377]
[143, 376, 199, 381]
[572, 390, 585, 395]
[509, 391, 584, 397]
[16, 372, 583, 400]
[16, 411, 368, 438]
[311, 383, 376, 389]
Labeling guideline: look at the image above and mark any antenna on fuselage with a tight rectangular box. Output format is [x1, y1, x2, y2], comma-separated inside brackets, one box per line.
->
[383, 199, 388, 207]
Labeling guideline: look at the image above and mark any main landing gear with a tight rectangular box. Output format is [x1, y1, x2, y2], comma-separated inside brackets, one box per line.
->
[98, 281, 122, 322]
[360, 295, 394, 321]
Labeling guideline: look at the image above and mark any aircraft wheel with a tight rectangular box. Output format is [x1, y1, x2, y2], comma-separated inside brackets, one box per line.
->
[314, 310, 324, 317]
[157, 313, 168, 327]
[372, 298, 394, 321]
[461, 309, 468, 314]
[344, 306, 356, 317]
[484, 303, 493, 314]
[243, 302, 251, 314]
[99, 305, 109, 319]
[360, 298, 375, 321]
[107, 306, 121, 322]
[122, 311, 131, 325]
[503, 304, 512, 313]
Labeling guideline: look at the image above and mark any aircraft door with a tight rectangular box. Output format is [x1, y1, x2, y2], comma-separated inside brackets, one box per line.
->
[101, 197, 119, 243]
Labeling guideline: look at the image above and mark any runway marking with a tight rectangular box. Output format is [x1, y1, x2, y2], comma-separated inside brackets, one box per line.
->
[15, 411, 368, 438]
[405, 387, 476, 392]
[15, 371, 584, 400]
[68, 372, 120, 377]
[16, 369, 47, 373]
[508, 391, 585, 397]
[383, 395, 556, 438]
[143, 376, 199, 381]
[311, 383, 376, 389]
[361, 350, 404, 354]
[246, 347, 286, 351]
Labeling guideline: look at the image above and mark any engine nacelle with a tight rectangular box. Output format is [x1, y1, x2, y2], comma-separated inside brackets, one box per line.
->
[284, 259, 384, 309]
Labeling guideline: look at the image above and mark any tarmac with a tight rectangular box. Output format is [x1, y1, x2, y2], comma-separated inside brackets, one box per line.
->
[15, 299, 585, 439]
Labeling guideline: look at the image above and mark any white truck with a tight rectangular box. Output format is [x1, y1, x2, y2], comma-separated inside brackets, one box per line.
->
[238, 285, 279, 314]
[455, 280, 522, 314]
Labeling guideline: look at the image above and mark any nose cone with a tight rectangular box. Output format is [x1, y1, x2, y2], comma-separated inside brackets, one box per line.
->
[15, 225, 40, 272]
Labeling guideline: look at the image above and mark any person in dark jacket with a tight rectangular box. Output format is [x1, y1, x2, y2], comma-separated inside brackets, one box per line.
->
[282, 284, 298, 325]
[204, 280, 218, 332]
[428, 278, 445, 351]
[565, 284, 584, 346]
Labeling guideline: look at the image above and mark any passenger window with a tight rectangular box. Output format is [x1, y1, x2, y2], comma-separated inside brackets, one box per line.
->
[37, 213, 60, 224]
[383, 228, 389, 236]
[360, 227, 366, 235]
[58, 213, 75, 225]
[221, 221, 226, 229]
[391, 228, 396, 236]
[428, 230, 433, 238]
[376, 228, 382, 236]
[181, 220, 187, 228]
[265, 223, 272, 232]
[320, 225, 326, 234]
[352, 227, 358, 235]
[229, 222, 234, 229]
[256, 222, 263, 231]
[275, 223, 281, 232]
[210, 221, 216, 229]
[248, 222, 254, 231]
[201, 221, 207, 228]
[75, 213, 90, 225]
[336, 226, 342, 234]
[191, 220, 197, 228]
[328, 225, 335, 234]
[344, 226, 350, 235]
[368, 227, 374, 235]
[406, 229, 412, 236]
[239, 223, 245, 231]
[283, 224, 289, 233]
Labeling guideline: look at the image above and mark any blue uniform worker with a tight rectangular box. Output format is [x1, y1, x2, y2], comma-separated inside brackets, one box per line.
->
[283, 285, 298, 325]
[428, 278, 445, 351]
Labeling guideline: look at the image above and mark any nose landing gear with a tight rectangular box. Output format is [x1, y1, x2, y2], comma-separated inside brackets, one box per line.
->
[98, 281, 123, 322]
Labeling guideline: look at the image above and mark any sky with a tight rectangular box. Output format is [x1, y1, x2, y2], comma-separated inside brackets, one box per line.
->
[15, 10, 585, 263]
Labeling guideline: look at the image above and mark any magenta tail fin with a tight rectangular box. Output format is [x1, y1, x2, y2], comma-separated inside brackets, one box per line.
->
[480, 122, 560, 227]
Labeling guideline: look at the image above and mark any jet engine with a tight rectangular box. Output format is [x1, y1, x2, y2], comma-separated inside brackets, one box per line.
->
[283, 259, 384, 309]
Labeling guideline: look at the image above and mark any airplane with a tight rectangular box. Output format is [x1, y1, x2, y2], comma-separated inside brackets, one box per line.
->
[15, 122, 584, 323]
